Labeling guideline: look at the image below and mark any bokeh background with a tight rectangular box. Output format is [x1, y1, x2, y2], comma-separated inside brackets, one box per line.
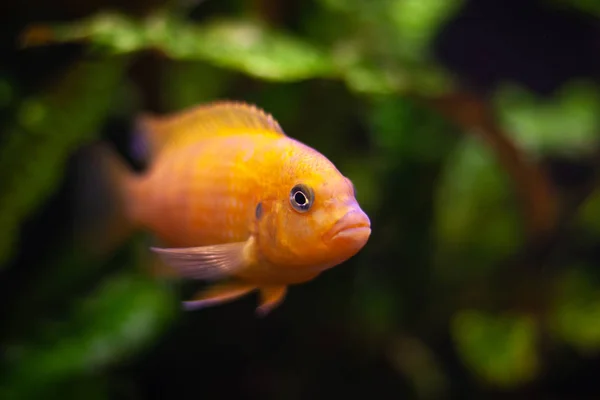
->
[1, 0, 600, 398]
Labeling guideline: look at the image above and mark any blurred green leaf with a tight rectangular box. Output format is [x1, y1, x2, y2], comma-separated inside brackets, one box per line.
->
[353, 278, 398, 339]
[318, 0, 463, 61]
[28, 374, 111, 400]
[162, 61, 233, 111]
[317, 0, 459, 94]
[342, 61, 406, 95]
[576, 187, 600, 235]
[433, 135, 524, 280]
[369, 95, 457, 161]
[452, 310, 539, 387]
[550, 269, 600, 355]
[25, 6, 457, 96]
[494, 81, 600, 157]
[0, 272, 176, 398]
[389, 0, 465, 62]
[25, 12, 335, 82]
[0, 58, 128, 266]
[4, 236, 149, 338]
[177, 18, 335, 81]
[388, 335, 449, 399]
[339, 156, 382, 213]
[548, 0, 600, 16]
[0, 76, 14, 108]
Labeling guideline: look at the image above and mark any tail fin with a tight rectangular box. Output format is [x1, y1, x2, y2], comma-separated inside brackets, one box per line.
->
[71, 142, 140, 257]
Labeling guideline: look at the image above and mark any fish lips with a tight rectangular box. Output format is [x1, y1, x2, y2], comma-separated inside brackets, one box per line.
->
[323, 209, 371, 245]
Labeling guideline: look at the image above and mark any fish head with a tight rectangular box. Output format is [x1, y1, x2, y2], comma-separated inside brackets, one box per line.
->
[255, 149, 371, 271]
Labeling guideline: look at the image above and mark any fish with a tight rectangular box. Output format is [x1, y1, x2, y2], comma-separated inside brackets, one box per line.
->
[76, 101, 371, 316]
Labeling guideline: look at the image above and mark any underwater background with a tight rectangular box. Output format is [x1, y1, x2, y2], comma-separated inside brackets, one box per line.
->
[1, 0, 600, 398]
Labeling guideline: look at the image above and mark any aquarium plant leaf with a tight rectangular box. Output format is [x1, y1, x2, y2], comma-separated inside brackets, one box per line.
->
[547, 0, 600, 17]
[316, 0, 461, 94]
[433, 135, 524, 281]
[22, 12, 335, 82]
[0, 272, 176, 398]
[0, 58, 128, 267]
[493, 81, 600, 158]
[451, 310, 539, 387]
[549, 269, 600, 355]
[21, 7, 458, 96]
[576, 187, 600, 236]
[389, 0, 465, 62]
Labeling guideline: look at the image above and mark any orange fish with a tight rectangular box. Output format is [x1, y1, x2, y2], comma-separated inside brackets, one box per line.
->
[78, 101, 371, 315]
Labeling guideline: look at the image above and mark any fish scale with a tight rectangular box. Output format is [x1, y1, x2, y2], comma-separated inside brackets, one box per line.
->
[141, 135, 268, 248]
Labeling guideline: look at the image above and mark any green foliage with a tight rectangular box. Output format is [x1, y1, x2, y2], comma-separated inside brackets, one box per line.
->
[452, 310, 539, 387]
[389, 0, 464, 61]
[23, 2, 460, 96]
[316, 0, 461, 94]
[494, 81, 600, 157]
[317, 0, 463, 63]
[0, 272, 176, 398]
[27, 12, 335, 81]
[548, 0, 600, 16]
[161, 62, 234, 111]
[388, 335, 449, 399]
[369, 95, 457, 161]
[0, 59, 128, 266]
[175, 18, 334, 80]
[353, 276, 399, 339]
[433, 135, 524, 280]
[0, 76, 14, 108]
[550, 269, 600, 355]
[576, 188, 600, 236]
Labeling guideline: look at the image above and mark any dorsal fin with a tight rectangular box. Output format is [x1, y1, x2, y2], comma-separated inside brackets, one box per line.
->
[134, 101, 286, 161]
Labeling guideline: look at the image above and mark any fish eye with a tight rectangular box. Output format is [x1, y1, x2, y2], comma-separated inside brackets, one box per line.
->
[290, 184, 314, 213]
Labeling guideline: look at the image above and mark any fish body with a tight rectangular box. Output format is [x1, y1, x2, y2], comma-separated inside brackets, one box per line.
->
[81, 101, 371, 315]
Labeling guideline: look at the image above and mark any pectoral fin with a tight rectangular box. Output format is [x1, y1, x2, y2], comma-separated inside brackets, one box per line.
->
[256, 286, 287, 317]
[183, 281, 257, 311]
[150, 241, 248, 280]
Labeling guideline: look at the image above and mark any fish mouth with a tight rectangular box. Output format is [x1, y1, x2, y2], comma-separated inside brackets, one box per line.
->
[323, 210, 371, 243]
